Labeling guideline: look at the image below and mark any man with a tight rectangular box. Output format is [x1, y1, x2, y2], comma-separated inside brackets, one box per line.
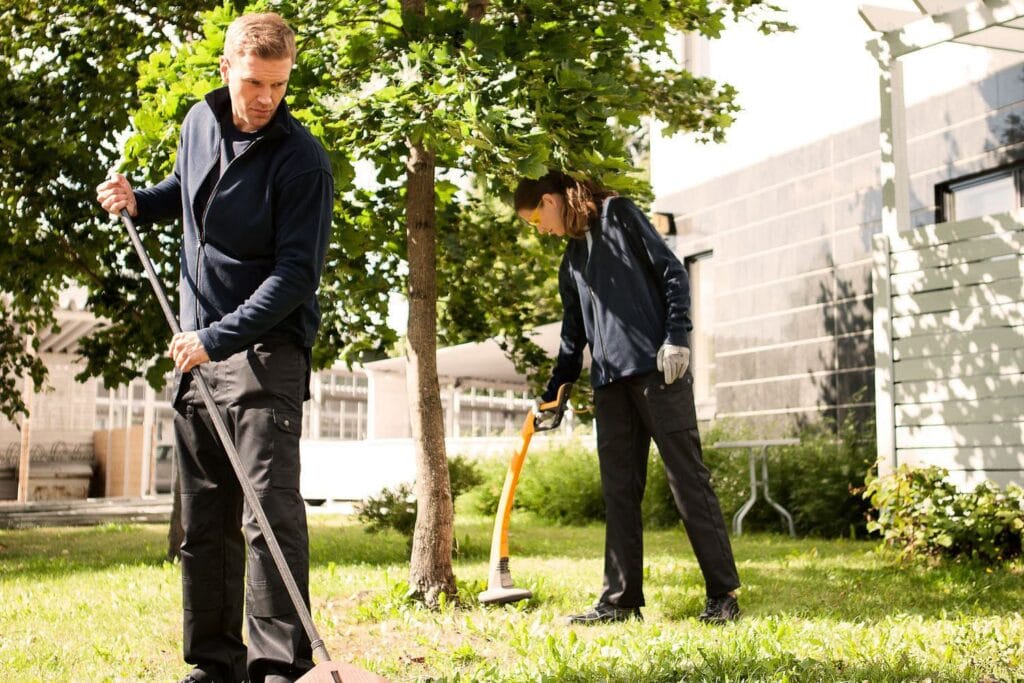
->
[97, 13, 333, 683]
[513, 170, 741, 625]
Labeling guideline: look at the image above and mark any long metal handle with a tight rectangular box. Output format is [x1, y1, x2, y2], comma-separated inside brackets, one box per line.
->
[118, 210, 334, 667]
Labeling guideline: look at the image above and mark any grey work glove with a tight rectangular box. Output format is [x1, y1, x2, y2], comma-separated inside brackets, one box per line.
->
[532, 397, 546, 416]
[656, 344, 690, 384]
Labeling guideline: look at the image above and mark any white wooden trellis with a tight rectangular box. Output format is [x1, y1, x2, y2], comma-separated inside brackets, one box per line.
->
[861, 0, 1024, 486]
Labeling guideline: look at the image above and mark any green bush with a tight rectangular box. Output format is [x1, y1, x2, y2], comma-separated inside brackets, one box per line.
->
[356, 482, 417, 537]
[864, 464, 1024, 563]
[466, 416, 876, 538]
[704, 416, 877, 538]
[467, 433, 745, 530]
[467, 441, 605, 526]
[357, 454, 484, 539]
[514, 442, 605, 525]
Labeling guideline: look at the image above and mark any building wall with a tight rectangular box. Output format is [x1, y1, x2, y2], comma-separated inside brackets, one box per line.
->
[0, 352, 96, 455]
[651, 0, 1024, 197]
[656, 61, 1024, 434]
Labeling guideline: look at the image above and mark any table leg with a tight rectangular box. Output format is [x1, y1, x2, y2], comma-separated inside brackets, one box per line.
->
[731, 447, 759, 536]
[760, 446, 796, 537]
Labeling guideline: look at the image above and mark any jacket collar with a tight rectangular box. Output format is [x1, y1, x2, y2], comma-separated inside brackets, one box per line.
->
[204, 86, 292, 139]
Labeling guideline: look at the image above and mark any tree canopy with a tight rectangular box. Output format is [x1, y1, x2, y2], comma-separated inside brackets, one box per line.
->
[0, 0, 238, 421]
[119, 0, 788, 388]
[1, 0, 790, 419]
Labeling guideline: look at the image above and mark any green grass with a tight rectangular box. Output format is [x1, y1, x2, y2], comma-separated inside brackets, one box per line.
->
[1, 515, 1022, 682]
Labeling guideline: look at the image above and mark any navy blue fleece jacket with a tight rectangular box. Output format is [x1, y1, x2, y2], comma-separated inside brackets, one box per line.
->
[133, 87, 333, 360]
[543, 196, 692, 401]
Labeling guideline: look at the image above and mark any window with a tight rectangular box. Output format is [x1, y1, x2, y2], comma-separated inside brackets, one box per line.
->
[95, 406, 109, 431]
[939, 165, 1023, 222]
[319, 397, 366, 440]
[685, 251, 715, 418]
[320, 398, 341, 439]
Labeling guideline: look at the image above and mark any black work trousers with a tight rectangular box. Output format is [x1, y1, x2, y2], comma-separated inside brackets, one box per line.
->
[594, 371, 740, 607]
[173, 336, 312, 683]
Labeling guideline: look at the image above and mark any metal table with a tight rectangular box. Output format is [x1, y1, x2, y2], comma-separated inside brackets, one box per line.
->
[712, 439, 799, 537]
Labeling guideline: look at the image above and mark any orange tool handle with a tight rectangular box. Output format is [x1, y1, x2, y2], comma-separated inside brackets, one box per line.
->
[487, 383, 573, 560]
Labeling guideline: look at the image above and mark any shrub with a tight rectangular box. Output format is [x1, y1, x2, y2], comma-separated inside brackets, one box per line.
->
[468, 431, 747, 529]
[464, 414, 876, 537]
[357, 482, 417, 537]
[702, 416, 875, 538]
[357, 454, 484, 539]
[468, 441, 605, 526]
[864, 465, 1024, 563]
[514, 442, 605, 525]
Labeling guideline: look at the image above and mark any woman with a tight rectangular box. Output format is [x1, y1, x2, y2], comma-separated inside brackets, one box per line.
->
[515, 170, 741, 624]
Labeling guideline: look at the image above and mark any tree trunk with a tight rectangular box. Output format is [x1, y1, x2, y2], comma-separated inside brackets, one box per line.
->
[398, 0, 490, 608]
[403, 136, 455, 605]
[466, 0, 488, 21]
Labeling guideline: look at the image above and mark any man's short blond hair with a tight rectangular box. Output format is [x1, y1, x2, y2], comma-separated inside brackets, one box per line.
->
[224, 13, 296, 62]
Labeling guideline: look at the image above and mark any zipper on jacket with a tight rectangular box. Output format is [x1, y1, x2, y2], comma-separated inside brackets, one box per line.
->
[582, 238, 608, 383]
[199, 137, 262, 242]
[586, 202, 615, 383]
[193, 137, 262, 330]
[587, 282, 609, 381]
[194, 243, 203, 330]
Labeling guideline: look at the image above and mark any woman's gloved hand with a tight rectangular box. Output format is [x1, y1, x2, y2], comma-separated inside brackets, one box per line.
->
[656, 344, 690, 384]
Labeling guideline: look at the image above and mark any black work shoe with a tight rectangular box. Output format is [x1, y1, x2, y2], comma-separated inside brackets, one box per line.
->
[699, 593, 740, 624]
[566, 602, 643, 625]
[178, 668, 224, 683]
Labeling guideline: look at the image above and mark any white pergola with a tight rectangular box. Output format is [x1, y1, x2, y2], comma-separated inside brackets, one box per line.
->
[860, 0, 1024, 239]
[861, 0, 1024, 473]
[12, 288, 106, 503]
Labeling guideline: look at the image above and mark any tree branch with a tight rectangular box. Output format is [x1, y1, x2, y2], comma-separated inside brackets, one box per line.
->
[466, 0, 488, 22]
[40, 225, 107, 292]
[339, 16, 409, 37]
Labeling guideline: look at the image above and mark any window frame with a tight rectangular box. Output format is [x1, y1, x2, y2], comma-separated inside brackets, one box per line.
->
[683, 249, 715, 421]
[936, 163, 1024, 223]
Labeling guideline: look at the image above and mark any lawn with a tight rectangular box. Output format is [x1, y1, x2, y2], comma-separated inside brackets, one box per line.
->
[1, 514, 1022, 682]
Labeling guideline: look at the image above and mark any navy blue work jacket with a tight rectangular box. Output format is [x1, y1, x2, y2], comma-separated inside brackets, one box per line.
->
[543, 197, 692, 401]
[133, 87, 333, 361]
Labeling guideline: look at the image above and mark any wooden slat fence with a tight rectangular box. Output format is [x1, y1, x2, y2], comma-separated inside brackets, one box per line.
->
[873, 210, 1024, 488]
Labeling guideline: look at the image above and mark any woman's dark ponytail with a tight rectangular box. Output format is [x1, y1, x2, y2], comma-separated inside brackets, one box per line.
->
[513, 171, 617, 238]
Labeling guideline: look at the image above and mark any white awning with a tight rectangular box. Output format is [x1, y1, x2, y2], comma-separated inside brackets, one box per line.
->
[364, 322, 580, 385]
[36, 286, 107, 354]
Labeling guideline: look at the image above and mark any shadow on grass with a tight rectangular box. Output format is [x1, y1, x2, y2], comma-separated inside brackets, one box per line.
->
[0, 523, 173, 580]
[655, 546, 1024, 623]
[3, 520, 1022, 624]
[521, 652, 994, 683]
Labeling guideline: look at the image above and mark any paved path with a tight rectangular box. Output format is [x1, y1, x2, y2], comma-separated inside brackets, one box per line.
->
[0, 496, 173, 529]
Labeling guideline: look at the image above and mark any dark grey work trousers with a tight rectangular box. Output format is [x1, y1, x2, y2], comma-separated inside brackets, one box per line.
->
[594, 371, 740, 607]
[173, 336, 312, 683]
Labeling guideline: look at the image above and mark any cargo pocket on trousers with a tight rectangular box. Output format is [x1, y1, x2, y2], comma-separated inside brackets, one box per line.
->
[644, 373, 698, 433]
[271, 408, 302, 490]
[246, 577, 303, 618]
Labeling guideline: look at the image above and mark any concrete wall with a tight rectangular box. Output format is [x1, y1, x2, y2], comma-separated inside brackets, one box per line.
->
[0, 352, 97, 449]
[656, 60, 1024, 434]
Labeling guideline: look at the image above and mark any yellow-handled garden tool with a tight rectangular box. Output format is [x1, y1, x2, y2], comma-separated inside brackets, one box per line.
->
[479, 383, 573, 605]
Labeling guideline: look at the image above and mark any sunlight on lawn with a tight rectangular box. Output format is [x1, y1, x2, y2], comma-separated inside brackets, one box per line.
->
[1, 515, 1021, 682]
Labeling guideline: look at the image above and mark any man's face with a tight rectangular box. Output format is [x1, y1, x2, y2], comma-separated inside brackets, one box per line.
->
[219, 52, 292, 133]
